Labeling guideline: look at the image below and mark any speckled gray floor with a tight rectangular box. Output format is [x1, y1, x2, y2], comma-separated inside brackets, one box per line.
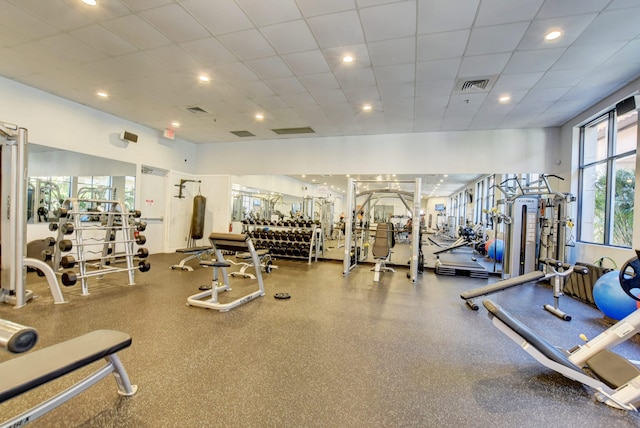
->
[0, 253, 639, 427]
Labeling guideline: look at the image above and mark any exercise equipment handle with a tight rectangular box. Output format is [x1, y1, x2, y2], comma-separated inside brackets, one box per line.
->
[0, 319, 38, 353]
[542, 173, 565, 181]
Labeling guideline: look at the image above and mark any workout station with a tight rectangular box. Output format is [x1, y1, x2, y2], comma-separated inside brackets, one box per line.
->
[2, 2, 640, 426]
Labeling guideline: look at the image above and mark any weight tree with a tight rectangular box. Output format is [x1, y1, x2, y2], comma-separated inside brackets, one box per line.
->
[343, 177, 422, 283]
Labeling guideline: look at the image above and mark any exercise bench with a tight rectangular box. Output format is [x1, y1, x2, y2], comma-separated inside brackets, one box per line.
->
[0, 329, 137, 427]
[187, 233, 266, 312]
[171, 245, 214, 271]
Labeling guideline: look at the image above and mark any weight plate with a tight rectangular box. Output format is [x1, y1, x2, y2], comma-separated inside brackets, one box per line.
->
[274, 293, 290, 300]
[619, 257, 640, 301]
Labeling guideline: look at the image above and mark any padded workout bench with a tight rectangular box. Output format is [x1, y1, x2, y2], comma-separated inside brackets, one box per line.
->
[460, 270, 546, 310]
[484, 299, 640, 411]
[227, 249, 275, 279]
[0, 329, 137, 427]
[371, 223, 395, 282]
[187, 233, 265, 312]
[171, 245, 214, 271]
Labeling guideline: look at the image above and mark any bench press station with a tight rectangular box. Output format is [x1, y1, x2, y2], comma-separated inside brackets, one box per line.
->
[187, 233, 267, 312]
[0, 319, 137, 427]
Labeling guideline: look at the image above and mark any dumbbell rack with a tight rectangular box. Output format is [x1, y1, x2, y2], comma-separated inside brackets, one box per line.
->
[243, 220, 322, 264]
[49, 198, 148, 295]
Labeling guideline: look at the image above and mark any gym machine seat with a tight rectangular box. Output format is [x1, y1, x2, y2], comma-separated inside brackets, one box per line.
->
[371, 223, 395, 282]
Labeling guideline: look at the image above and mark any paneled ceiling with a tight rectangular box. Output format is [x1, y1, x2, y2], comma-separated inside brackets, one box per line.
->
[2, 0, 640, 146]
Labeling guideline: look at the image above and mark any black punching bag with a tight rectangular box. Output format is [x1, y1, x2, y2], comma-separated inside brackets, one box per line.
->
[190, 195, 206, 240]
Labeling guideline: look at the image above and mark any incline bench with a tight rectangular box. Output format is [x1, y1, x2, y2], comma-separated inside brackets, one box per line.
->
[187, 233, 266, 312]
[0, 329, 137, 427]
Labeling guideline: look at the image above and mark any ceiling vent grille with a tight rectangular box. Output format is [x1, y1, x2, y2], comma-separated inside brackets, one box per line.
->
[454, 76, 497, 93]
[271, 127, 315, 135]
[185, 105, 208, 115]
[230, 130, 255, 137]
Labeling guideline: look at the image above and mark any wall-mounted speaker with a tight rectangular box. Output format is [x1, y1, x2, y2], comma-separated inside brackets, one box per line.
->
[120, 130, 138, 143]
[616, 95, 640, 116]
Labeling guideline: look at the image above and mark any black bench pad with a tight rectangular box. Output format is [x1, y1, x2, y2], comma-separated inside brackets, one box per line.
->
[587, 349, 640, 389]
[176, 246, 212, 253]
[0, 330, 131, 402]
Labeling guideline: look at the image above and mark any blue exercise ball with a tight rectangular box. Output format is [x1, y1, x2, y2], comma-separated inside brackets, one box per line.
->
[593, 270, 638, 320]
[488, 239, 504, 262]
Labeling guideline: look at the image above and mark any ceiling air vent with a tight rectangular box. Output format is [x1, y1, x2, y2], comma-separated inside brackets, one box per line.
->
[231, 130, 255, 137]
[271, 127, 315, 135]
[185, 106, 208, 115]
[454, 76, 497, 94]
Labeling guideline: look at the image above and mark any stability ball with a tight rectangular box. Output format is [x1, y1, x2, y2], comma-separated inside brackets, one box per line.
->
[593, 270, 638, 321]
[484, 239, 496, 254]
[488, 239, 504, 262]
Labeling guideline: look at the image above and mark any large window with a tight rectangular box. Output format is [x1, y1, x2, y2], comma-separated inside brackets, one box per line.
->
[579, 107, 637, 247]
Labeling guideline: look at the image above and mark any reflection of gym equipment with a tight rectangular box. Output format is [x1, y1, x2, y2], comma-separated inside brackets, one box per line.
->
[0, 123, 65, 307]
[433, 224, 488, 279]
[371, 223, 395, 282]
[0, 328, 137, 427]
[484, 298, 640, 411]
[343, 178, 422, 283]
[187, 233, 266, 312]
[461, 259, 588, 320]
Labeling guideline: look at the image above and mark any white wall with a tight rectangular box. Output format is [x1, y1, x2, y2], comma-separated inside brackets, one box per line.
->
[195, 128, 561, 176]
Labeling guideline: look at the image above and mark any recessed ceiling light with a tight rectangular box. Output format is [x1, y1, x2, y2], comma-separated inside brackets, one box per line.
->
[255, 113, 264, 120]
[97, 91, 108, 98]
[301, 174, 306, 178]
[499, 95, 511, 103]
[171, 121, 180, 128]
[198, 75, 210, 82]
[362, 104, 372, 112]
[545, 30, 562, 41]
[342, 55, 354, 64]
[82, 0, 97, 5]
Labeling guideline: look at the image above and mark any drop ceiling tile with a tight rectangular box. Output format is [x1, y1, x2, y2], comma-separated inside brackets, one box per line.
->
[360, 1, 416, 42]
[368, 37, 415, 66]
[233, 81, 275, 99]
[181, 0, 253, 35]
[474, 0, 543, 27]
[70, 25, 138, 56]
[312, 89, 349, 105]
[574, 8, 640, 44]
[379, 82, 415, 101]
[295, 0, 356, 17]
[114, 51, 172, 79]
[536, 0, 610, 18]
[66, 0, 131, 20]
[334, 68, 377, 88]
[261, 20, 318, 55]
[298, 72, 341, 91]
[117, 0, 173, 11]
[139, 3, 210, 43]
[458, 53, 511, 76]
[218, 29, 277, 60]
[7, 0, 91, 31]
[146, 45, 203, 72]
[281, 93, 318, 107]
[374, 63, 415, 85]
[517, 14, 597, 50]
[254, 95, 287, 109]
[235, 0, 302, 26]
[0, 1, 59, 39]
[417, 30, 469, 61]
[604, 40, 640, 65]
[245, 56, 293, 80]
[551, 41, 626, 71]
[264, 76, 307, 95]
[307, 11, 365, 48]
[415, 58, 461, 81]
[607, 0, 640, 9]
[76, 57, 137, 84]
[213, 62, 260, 82]
[466, 22, 529, 56]
[502, 48, 566, 73]
[417, 0, 479, 34]
[282, 51, 331, 76]
[521, 87, 570, 103]
[40, 33, 107, 63]
[415, 79, 455, 97]
[0, 23, 34, 48]
[493, 72, 544, 90]
[102, 14, 172, 49]
[180, 38, 237, 67]
[0, 42, 66, 76]
[343, 86, 381, 104]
